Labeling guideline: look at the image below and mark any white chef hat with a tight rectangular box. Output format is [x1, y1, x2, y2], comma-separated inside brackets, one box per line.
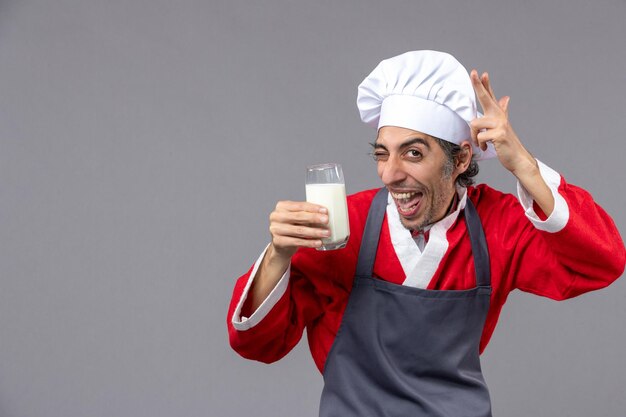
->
[357, 50, 496, 160]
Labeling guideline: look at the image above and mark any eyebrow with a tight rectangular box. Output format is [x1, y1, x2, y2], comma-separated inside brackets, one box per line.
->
[371, 137, 431, 151]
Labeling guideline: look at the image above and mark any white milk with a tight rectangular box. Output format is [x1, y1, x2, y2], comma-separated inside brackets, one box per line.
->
[306, 183, 350, 249]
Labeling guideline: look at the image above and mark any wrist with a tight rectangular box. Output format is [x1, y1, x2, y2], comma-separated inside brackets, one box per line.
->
[511, 152, 539, 182]
[266, 244, 294, 268]
[249, 244, 292, 312]
[513, 156, 555, 217]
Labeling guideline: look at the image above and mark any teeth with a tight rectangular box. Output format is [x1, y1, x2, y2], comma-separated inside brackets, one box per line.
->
[392, 192, 417, 200]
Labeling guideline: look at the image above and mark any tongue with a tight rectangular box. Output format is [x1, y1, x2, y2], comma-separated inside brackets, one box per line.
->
[398, 194, 421, 211]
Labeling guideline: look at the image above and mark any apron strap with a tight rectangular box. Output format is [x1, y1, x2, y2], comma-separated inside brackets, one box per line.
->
[464, 198, 491, 288]
[355, 188, 491, 288]
[355, 188, 388, 278]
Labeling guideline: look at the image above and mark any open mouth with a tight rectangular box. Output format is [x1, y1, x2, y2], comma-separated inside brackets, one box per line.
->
[390, 191, 423, 217]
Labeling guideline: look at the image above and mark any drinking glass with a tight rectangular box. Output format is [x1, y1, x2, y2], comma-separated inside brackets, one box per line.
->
[305, 163, 350, 250]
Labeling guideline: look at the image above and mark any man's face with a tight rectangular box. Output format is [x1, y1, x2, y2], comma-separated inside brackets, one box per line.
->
[373, 126, 459, 231]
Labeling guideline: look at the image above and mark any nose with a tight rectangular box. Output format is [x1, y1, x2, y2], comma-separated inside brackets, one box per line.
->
[379, 155, 407, 186]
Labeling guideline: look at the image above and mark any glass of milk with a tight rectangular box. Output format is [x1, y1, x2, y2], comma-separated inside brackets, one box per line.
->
[306, 163, 350, 251]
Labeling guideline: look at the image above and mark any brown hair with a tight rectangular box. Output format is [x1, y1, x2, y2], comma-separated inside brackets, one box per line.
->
[434, 138, 479, 187]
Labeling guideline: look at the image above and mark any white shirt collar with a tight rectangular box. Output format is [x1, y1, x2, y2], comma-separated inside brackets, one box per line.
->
[386, 186, 468, 288]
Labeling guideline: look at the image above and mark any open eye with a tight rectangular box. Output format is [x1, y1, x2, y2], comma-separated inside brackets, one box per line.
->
[405, 149, 422, 160]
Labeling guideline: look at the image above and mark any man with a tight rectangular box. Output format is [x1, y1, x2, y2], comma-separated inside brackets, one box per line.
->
[227, 51, 625, 417]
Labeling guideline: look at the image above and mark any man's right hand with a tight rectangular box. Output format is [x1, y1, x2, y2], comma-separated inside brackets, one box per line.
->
[269, 201, 330, 259]
[247, 201, 329, 313]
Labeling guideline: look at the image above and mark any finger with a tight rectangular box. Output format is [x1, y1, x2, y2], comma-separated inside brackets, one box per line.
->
[476, 130, 495, 142]
[271, 223, 330, 240]
[470, 70, 497, 113]
[475, 137, 490, 152]
[470, 117, 498, 131]
[270, 210, 329, 226]
[469, 120, 480, 148]
[272, 235, 323, 250]
[476, 131, 496, 152]
[481, 72, 496, 101]
[473, 134, 489, 152]
[276, 200, 328, 214]
[498, 96, 510, 116]
[469, 117, 497, 148]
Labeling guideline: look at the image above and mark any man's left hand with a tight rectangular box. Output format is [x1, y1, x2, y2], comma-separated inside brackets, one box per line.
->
[469, 70, 536, 177]
[470, 69, 554, 216]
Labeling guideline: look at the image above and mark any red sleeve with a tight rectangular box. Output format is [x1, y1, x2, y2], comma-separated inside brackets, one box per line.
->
[226, 262, 325, 363]
[505, 177, 625, 299]
[226, 189, 376, 364]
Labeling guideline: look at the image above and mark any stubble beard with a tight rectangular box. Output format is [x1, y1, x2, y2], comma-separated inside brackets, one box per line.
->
[398, 162, 455, 233]
[398, 187, 451, 232]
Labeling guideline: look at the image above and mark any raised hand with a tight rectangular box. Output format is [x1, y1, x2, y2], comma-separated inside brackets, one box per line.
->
[470, 70, 554, 216]
[469, 70, 535, 176]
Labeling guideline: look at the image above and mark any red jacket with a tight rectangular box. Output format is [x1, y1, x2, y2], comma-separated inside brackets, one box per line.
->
[227, 174, 625, 373]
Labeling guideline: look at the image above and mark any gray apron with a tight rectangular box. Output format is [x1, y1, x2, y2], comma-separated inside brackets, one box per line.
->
[319, 188, 493, 417]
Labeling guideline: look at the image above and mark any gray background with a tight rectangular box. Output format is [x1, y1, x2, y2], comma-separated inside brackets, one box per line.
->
[1, 1, 624, 416]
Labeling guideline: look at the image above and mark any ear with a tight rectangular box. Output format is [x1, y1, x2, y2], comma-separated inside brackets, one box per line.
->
[455, 141, 473, 175]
